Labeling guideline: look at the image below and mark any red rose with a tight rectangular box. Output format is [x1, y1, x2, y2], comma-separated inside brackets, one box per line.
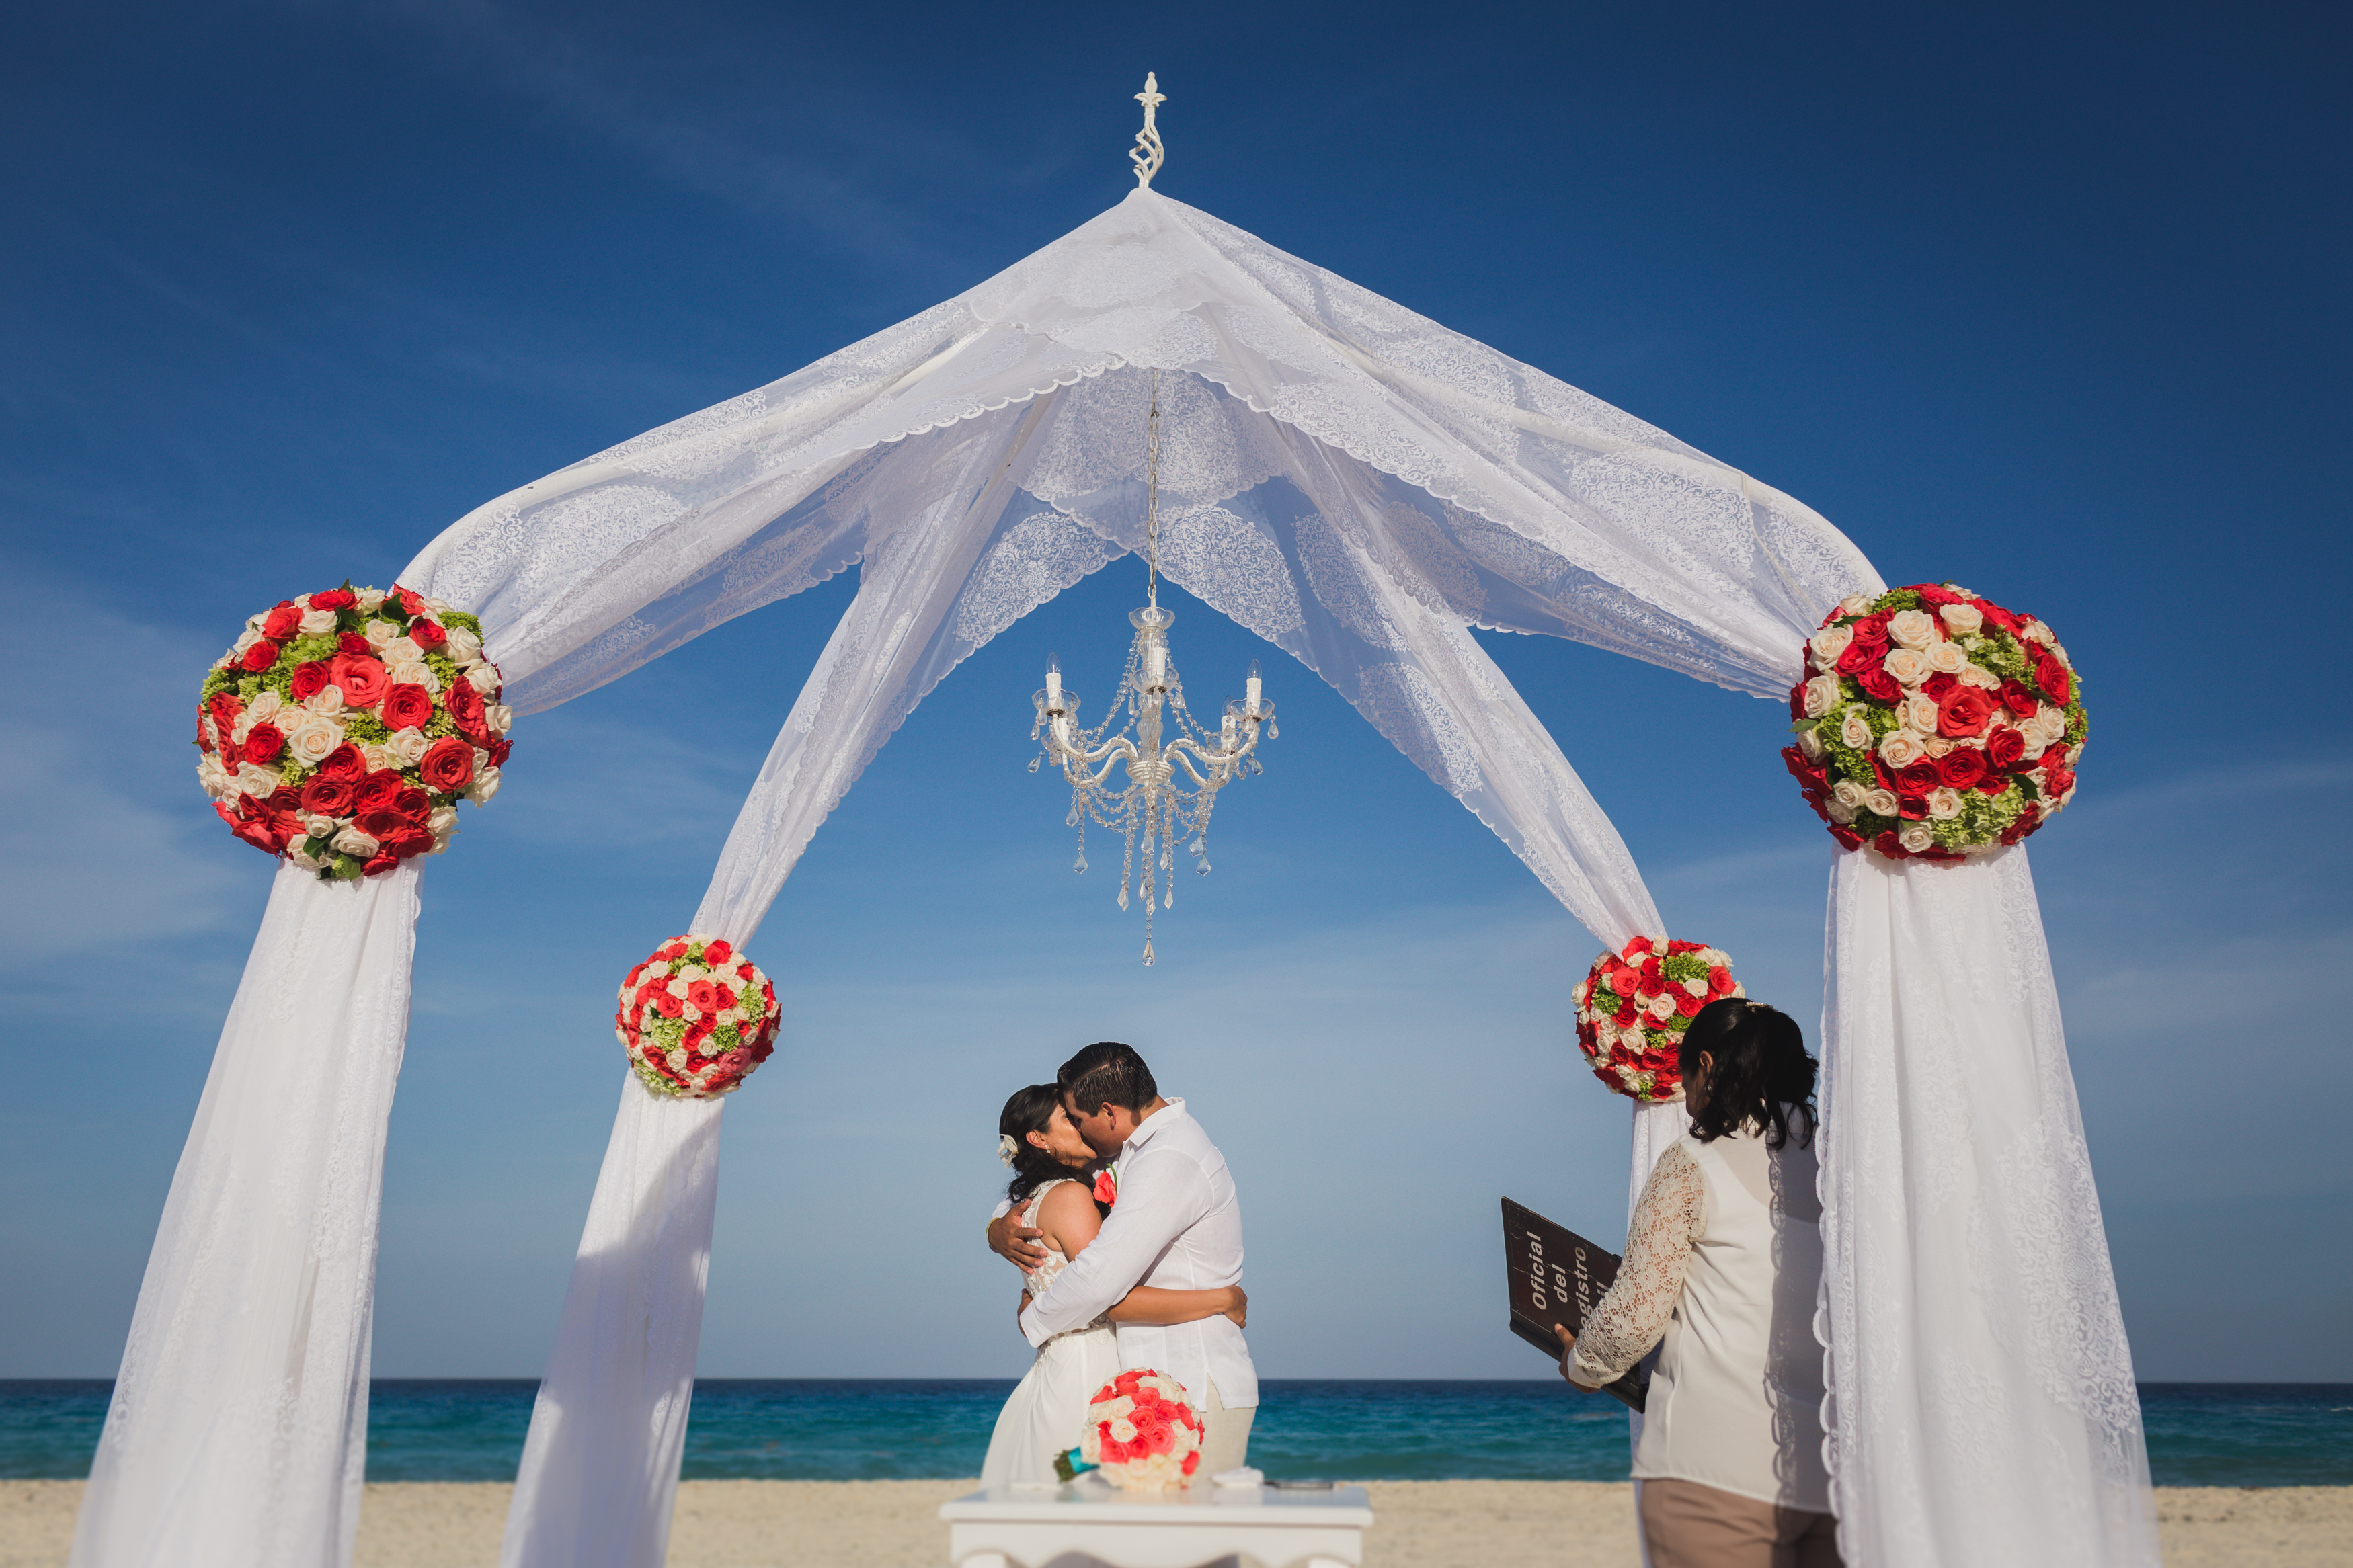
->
[1922, 672, 1958, 702]
[1896, 759, 1940, 796]
[1999, 680, 2040, 720]
[263, 602, 301, 640]
[1873, 829, 1907, 857]
[1975, 773, 2009, 795]
[1835, 639, 1879, 677]
[2042, 764, 2076, 798]
[362, 851, 400, 877]
[309, 587, 357, 612]
[1181, 1450, 1201, 1478]
[1829, 823, 1864, 850]
[394, 586, 428, 616]
[1675, 989, 1706, 1018]
[703, 940, 733, 967]
[196, 710, 212, 754]
[328, 653, 387, 707]
[1915, 585, 1962, 606]
[379, 683, 434, 732]
[266, 786, 303, 817]
[391, 826, 434, 858]
[1856, 667, 1901, 704]
[1937, 686, 1997, 738]
[1936, 748, 1987, 790]
[337, 632, 373, 656]
[418, 736, 475, 792]
[393, 785, 431, 821]
[444, 679, 485, 729]
[1092, 1169, 1119, 1206]
[2032, 649, 2072, 706]
[684, 1016, 716, 1052]
[750, 1037, 774, 1063]
[243, 724, 285, 764]
[2000, 804, 2042, 845]
[1613, 1000, 1638, 1026]
[487, 737, 512, 767]
[1984, 727, 2027, 770]
[1708, 965, 1734, 995]
[686, 979, 725, 1014]
[358, 808, 408, 841]
[1788, 681, 1808, 719]
[288, 661, 330, 700]
[315, 743, 366, 782]
[241, 640, 280, 673]
[409, 617, 447, 651]
[299, 776, 354, 815]
[230, 812, 288, 855]
[1851, 612, 1891, 647]
[650, 988, 684, 1019]
[356, 770, 405, 813]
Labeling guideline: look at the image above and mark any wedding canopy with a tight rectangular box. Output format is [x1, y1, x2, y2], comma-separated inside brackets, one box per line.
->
[75, 179, 2157, 1568]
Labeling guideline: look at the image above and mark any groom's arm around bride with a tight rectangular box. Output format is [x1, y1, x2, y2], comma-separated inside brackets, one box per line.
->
[1014, 1042, 1259, 1475]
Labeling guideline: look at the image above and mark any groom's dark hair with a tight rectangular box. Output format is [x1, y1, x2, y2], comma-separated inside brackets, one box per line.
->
[1058, 1042, 1158, 1117]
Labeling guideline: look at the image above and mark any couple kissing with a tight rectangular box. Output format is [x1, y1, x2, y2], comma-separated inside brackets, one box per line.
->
[978, 1042, 1257, 1487]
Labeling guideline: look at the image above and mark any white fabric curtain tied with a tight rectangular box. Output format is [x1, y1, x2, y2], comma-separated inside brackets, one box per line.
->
[71, 861, 422, 1568]
[1819, 846, 2158, 1567]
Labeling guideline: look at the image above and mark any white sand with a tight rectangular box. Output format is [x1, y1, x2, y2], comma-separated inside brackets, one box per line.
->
[5, 1478, 2349, 1566]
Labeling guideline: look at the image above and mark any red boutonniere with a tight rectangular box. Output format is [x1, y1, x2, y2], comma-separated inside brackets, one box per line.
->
[1092, 1166, 1119, 1207]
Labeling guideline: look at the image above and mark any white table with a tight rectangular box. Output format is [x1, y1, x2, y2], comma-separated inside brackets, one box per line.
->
[939, 1478, 1373, 1568]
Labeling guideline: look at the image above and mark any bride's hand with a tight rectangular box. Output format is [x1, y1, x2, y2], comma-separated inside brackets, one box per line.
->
[1221, 1287, 1248, 1329]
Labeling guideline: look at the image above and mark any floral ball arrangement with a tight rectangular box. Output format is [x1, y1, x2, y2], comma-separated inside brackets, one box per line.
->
[1078, 1369, 1205, 1490]
[196, 584, 511, 880]
[1783, 583, 2086, 861]
[616, 934, 781, 1098]
[1573, 937, 1743, 1103]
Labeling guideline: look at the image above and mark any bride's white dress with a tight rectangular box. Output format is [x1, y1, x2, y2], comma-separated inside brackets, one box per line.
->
[979, 1178, 1123, 1486]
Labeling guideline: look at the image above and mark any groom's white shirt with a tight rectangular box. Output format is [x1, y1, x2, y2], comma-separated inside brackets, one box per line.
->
[1016, 1097, 1257, 1409]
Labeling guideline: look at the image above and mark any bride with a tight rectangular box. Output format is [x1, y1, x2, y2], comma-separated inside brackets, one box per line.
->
[979, 1083, 1246, 1486]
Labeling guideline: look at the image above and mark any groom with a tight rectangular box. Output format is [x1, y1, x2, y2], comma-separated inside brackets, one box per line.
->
[987, 1041, 1258, 1473]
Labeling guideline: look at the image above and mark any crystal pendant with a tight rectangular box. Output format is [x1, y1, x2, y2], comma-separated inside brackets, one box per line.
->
[1027, 756, 1040, 773]
[1117, 884, 1129, 911]
[1074, 852, 1088, 874]
[1163, 885, 1173, 909]
[1141, 938, 1156, 966]
[1195, 858, 1211, 876]
[1066, 804, 1081, 827]
[1267, 722, 1278, 740]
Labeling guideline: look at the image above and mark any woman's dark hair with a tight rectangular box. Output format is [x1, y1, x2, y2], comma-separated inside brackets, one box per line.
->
[1678, 999, 1818, 1149]
[1000, 1083, 1078, 1204]
[1056, 1041, 1158, 1118]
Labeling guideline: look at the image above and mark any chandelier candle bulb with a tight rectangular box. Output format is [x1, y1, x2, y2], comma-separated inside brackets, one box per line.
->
[1046, 653, 1062, 710]
[1146, 641, 1167, 689]
[1246, 661, 1263, 714]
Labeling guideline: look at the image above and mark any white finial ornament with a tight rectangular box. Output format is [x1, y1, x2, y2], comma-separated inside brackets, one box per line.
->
[1131, 73, 1166, 189]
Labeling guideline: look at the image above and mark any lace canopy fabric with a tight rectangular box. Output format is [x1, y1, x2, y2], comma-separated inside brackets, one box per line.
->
[77, 185, 2153, 1568]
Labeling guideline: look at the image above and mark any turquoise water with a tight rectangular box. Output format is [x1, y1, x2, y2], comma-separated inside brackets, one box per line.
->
[3, 1381, 2346, 1485]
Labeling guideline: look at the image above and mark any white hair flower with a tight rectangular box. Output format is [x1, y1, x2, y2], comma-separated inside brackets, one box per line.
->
[998, 1134, 1020, 1167]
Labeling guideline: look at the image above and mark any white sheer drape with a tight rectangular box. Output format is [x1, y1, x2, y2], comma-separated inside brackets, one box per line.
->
[71, 862, 421, 1568]
[1819, 846, 2157, 1565]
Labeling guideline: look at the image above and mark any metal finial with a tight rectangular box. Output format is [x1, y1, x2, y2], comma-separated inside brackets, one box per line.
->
[1131, 73, 1166, 189]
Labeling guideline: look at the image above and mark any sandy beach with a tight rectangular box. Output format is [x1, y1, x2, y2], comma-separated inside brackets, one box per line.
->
[4, 1478, 2348, 1566]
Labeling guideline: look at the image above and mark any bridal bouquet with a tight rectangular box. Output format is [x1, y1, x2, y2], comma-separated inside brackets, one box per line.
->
[1783, 583, 2086, 860]
[1574, 937, 1743, 1103]
[196, 584, 512, 879]
[1078, 1369, 1205, 1489]
[616, 934, 781, 1098]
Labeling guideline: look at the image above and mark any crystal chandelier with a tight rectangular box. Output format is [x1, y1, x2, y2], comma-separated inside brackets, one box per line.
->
[1028, 371, 1277, 966]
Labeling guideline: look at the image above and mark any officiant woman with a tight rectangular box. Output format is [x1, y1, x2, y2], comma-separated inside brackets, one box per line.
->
[1556, 999, 1839, 1568]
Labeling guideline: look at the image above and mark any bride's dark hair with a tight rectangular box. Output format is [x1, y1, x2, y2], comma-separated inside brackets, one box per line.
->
[1678, 998, 1819, 1149]
[1000, 1083, 1083, 1204]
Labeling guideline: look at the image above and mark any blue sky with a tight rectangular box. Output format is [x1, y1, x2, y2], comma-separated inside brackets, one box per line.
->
[1, 1, 2345, 1385]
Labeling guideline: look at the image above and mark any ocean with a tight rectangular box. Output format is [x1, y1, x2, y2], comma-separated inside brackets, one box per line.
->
[3, 1380, 2346, 1487]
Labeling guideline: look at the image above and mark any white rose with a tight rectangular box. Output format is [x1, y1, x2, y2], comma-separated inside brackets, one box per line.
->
[233, 627, 262, 655]
[1882, 647, 1932, 686]
[1839, 710, 1873, 749]
[332, 825, 380, 857]
[488, 704, 513, 735]
[1939, 602, 1984, 636]
[1827, 795, 1858, 825]
[383, 636, 424, 665]
[1886, 609, 1939, 649]
[678, 964, 708, 981]
[1956, 662, 1999, 690]
[1796, 725, 1825, 761]
[471, 746, 491, 776]
[1810, 625, 1854, 665]
[298, 608, 337, 635]
[1897, 824, 1936, 853]
[1927, 787, 1964, 820]
[1864, 788, 1899, 816]
[303, 813, 338, 838]
[718, 1007, 744, 1026]
[1926, 641, 1968, 675]
[668, 977, 692, 999]
[2035, 708, 2071, 744]
[2019, 618, 2055, 646]
[286, 842, 321, 871]
[428, 807, 459, 835]
[305, 685, 347, 717]
[385, 728, 430, 767]
[426, 596, 452, 614]
[1647, 992, 1677, 1022]
[1900, 694, 1940, 733]
[1924, 736, 1955, 758]
[1111, 1418, 1139, 1444]
[1878, 730, 1926, 768]
[196, 755, 233, 798]
[681, 1003, 702, 1023]
[247, 689, 284, 726]
[234, 761, 283, 798]
[364, 619, 399, 649]
[445, 626, 483, 665]
[467, 770, 501, 804]
[666, 1047, 688, 1071]
[1832, 780, 1868, 808]
[229, 710, 254, 745]
[465, 665, 500, 694]
[357, 588, 387, 612]
[387, 660, 438, 693]
[1802, 673, 1843, 718]
[1837, 592, 1877, 616]
[286, 718, 345, 767]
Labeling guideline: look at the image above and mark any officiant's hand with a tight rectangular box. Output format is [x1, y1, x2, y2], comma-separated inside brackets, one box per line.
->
[1222, 1287, 1248, 1329]
[988, 1210, 1049, 1274]
[1554, 1323, 1601, 1391]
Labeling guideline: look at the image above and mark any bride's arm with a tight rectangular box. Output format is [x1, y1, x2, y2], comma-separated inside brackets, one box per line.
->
[1035, 1184, 1246, 1327]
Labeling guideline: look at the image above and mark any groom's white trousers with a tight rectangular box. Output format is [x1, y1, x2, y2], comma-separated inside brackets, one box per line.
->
[1200, 1379, 1256, 1476]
